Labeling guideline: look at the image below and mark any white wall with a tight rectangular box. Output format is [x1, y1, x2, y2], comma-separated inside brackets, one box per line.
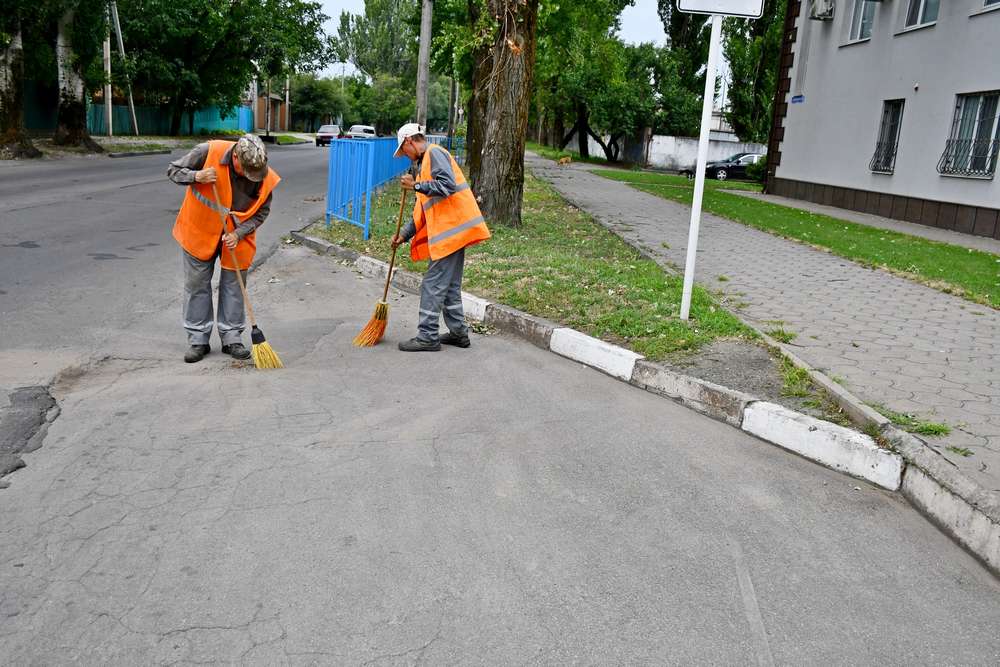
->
[563, 130, 765, 170]
[777, 0, 1000, 208]
[647, 135, 766, 171]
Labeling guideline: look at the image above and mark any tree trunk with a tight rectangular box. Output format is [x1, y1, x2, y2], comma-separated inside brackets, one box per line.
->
[465, 0, 492, 187]
[475, 0, 540, 227]
[169, 99, 183, 136]
[446, 76, 457, 142]
[415, 0, 433, 126]
[573, 104, 589, 159]
[0, 27, 40, 158]
[552, 111, 564, 149]
[53, 10, 102, 151]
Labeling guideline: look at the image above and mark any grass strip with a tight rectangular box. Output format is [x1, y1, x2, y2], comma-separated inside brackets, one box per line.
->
[308, 173, 754, 360]
[593, 168, 1000, 308]
[525, 141, 615, 167]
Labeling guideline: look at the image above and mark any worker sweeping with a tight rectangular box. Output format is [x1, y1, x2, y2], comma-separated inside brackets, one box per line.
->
[390, 123, 490, 352]
[167, 134, 281, 363]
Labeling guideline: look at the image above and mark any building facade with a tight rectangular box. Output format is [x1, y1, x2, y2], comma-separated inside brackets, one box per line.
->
[766, 0, 1000, 238]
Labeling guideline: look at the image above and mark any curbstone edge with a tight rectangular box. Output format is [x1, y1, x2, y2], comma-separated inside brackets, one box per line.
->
[742, 401, 903, 490]
[484, 304, 556, 350]
[631, 360, 752, 428]
[549, 328, 643, 382]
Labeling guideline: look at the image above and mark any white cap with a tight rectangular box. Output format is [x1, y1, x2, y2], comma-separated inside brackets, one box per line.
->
[394, 122, 425, 158]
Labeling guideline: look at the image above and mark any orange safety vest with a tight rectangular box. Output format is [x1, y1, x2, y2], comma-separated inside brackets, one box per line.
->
[410, 145, 490, 261]
[172, 140, 281, 270]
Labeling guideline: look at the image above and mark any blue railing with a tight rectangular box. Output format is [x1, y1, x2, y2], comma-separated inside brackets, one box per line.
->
[325, 138, 410, 240]
[325, 135, 467, 240]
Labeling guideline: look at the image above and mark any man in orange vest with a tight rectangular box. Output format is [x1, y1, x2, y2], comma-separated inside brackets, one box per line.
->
[390, 123, 490, 351]
[167, 134, 281, 363]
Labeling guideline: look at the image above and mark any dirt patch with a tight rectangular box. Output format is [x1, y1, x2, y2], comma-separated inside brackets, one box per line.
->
[663, 340, 816, 415]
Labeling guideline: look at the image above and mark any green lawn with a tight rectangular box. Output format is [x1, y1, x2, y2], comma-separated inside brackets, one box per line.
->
[308, 174, 754, 360]
[597, 168, 764, 192]
[593, 169, 1000, 309]
[275, 135, 309, 145]
[525, 140, 616, 167]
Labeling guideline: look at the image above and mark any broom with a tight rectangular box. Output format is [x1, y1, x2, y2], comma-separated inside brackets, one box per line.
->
[353, 188, 409, 346]
[210, 184, 283, 369]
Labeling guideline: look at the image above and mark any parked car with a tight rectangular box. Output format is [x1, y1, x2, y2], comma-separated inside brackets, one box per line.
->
[315, 124, 342, 146]
[345, 125, 377, 139]
[679, 152, 765, 181]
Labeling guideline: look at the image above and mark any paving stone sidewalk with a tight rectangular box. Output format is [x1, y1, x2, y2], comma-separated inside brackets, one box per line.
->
[528, 153, 1000, 493]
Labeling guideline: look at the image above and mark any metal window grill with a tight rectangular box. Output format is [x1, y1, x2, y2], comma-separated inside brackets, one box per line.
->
[937, 92, 1000, 178]
[870, 100, 904, 174]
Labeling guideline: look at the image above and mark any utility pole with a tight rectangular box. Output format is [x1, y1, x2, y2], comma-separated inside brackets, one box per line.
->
[109, 1, 138, 135]
[445, 76, 456, 147]
[415, 0, 433, 127]
[103, 5, 113, 136]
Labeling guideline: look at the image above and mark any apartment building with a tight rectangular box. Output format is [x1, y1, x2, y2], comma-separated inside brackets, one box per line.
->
[766, 0, 1000, 238]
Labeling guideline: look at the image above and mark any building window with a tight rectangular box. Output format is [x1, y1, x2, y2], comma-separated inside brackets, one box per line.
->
[870, 100, 904, 174]
[905, 0, 939, 27]
[937, 91, 1000, 178]
[850, 0, 877, 40]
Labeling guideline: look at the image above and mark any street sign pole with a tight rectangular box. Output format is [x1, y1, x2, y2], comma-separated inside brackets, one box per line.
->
[679, 13, 723, 321]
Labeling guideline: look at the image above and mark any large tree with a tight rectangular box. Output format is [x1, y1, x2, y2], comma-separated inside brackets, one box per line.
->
[1, 3, 42, 157]
[468, 0, 540, 227]
[723, 0, 785, 143]
[117, 0, 328, 135]
[331, 0, 418, 80]
[52, 2, 104, 151]
[290, 74, 347, 131]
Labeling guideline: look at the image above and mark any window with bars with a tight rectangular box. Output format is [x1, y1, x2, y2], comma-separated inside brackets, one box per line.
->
[870, 100, 904, 174]
[850, 0, 877, 40]
[905, 0, 939, 27]
[937, 92, 1000, 178]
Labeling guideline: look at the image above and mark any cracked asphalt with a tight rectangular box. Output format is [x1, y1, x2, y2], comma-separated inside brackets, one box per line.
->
[1, 242, 999, 664]
[1, 153, 999, 663]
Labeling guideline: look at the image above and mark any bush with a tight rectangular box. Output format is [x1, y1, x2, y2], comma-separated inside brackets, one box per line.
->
[746, 159, 766, 183]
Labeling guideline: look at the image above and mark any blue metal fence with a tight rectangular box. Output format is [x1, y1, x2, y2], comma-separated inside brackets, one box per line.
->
[325, 138, 410, 240]
[325, 135, 467, 240]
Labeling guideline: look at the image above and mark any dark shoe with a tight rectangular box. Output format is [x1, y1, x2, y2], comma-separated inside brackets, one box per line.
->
[398, 337, 441, 352]
[222, 342, 252, 360]
[184, 344, 210, 363]
[440, 331, 471, 348]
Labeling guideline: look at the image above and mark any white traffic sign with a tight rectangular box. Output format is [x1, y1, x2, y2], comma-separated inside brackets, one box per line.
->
[678, 0, 764, 18]
[677, 1, 761, 320]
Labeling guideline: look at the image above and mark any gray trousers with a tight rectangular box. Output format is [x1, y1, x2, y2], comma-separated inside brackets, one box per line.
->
[417, 248, 468, 342]
[182, 249, 246, 346]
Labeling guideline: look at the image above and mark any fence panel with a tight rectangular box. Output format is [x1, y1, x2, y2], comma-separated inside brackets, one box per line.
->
[326, 138, 410, 240]
[87, 104, 253, 136]
[426, 135, 465, 164]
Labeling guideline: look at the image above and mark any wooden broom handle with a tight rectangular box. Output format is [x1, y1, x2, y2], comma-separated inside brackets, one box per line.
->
[211, 184, 258, 327]
[382, 188, 409, 301]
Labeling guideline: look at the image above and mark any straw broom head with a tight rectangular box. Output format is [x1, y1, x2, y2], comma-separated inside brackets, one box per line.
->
[352, 300, 389, 347]
[250, 325, 283, 369]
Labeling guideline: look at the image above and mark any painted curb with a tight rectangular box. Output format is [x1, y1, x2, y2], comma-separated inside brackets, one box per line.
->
[107, 149, 173, 158]
[294, 231, 999, 574]
[743, 402, 903, 491]
[549, 328, 643, 381]
[631, 360, 752, 428]
[484, 304, 556, 350]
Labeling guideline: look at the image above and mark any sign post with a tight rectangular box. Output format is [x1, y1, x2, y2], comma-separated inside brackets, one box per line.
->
[676, 0, 764, 321]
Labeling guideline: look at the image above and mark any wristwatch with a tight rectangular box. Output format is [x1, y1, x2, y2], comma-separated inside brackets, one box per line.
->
[414, 182, 422, 193]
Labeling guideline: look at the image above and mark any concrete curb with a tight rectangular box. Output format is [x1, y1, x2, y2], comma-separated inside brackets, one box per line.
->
[107, 149, 173, 158]
[292, 231, 999, 575]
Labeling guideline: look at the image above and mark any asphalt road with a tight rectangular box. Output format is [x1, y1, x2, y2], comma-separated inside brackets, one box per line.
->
[1, 245, 998, 664]
[1, 150, 999, 663]
[0, 143, 329, 352]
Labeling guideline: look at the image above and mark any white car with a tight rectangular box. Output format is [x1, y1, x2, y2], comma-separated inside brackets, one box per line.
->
[345, 125, 377, 139]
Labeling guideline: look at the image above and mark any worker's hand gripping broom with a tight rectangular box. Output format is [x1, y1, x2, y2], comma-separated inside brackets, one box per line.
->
[210, 184, 283, 369]
[353, 188, 408, 346]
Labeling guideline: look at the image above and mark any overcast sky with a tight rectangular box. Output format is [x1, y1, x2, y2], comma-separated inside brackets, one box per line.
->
[319, 0, 669, 76]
